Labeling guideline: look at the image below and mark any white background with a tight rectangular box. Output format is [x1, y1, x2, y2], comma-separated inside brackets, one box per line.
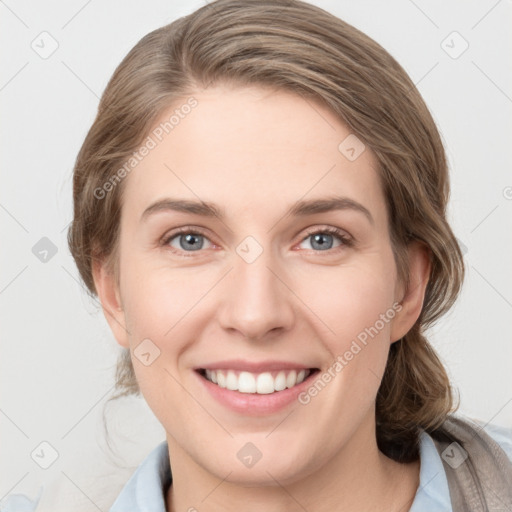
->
[1, 0, 511, 510]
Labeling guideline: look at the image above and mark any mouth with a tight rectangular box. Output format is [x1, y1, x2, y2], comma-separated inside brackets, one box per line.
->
[196, 367, 320, 394]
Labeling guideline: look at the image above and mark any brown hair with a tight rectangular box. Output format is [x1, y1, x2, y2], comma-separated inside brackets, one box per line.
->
[68, 0, 464, 462]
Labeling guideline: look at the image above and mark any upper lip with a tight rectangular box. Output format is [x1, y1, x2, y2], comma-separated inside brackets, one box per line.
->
[196, 359, 317, 373]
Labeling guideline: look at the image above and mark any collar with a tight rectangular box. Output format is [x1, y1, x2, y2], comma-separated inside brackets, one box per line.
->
[110, 431, 452, 511]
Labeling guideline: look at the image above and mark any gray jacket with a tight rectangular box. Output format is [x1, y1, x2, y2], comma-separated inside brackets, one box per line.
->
[431, 415, 512, 511]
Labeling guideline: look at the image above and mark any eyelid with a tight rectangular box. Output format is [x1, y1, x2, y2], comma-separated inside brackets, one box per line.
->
[161, 225, 211, 242]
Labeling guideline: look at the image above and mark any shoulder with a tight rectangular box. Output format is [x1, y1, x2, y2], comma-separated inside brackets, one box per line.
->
[429, 412, 512, 477]
[410, 414, 512, 510]
[465, 415, 512, 463]
[433, 413, 512, 458]
[109, 439, 171, 511]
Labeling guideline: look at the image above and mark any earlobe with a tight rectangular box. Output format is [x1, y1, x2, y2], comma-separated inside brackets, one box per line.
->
[92, 259, 130, 348]
[390, 241, 431, 343]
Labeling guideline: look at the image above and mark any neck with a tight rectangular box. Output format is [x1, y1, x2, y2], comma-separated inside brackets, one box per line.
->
[165, 413, 420, 512]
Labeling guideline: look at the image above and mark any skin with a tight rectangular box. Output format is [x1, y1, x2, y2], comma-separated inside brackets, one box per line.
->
[94, 84, 430, 512]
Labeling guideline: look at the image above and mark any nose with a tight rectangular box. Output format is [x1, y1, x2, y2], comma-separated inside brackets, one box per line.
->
[217, 246, 295, 342]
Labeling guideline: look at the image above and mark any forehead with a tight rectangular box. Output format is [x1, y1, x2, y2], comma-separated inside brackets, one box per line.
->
[121, 85, 386, 226]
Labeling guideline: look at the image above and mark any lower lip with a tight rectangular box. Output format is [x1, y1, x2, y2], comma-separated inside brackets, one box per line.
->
[194, 370, 318, 416]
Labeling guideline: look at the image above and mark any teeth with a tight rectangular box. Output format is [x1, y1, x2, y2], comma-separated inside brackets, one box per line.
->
[274, 371, 287, 391]
[286, 370, 297, 389]
[217, 371, 226, 388]
[239, 371, 256, 393]
[203, 368, 311, 394]
[256, 372, 274, 394]
[226, 370, 238, 391]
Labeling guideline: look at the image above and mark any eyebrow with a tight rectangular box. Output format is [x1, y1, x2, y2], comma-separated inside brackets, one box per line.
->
[141, 196, 374, 225]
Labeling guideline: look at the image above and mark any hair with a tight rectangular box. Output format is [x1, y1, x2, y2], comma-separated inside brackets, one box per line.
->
[68, 0, 465, 462]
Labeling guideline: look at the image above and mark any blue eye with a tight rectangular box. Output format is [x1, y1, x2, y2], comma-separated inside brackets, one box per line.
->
[303, 232, 337, 250]
[165, 230, 213, 252]
[299, 228, 352, 252]
[161, 226, 353, 257]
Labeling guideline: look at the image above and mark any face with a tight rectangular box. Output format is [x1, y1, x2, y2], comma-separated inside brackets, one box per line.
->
[96, 84, 428, 485]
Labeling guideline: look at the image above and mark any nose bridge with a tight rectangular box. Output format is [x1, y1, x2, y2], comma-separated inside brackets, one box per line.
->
[217, 238, 294, 340]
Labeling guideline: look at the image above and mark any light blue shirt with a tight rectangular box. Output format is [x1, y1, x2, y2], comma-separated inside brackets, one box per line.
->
[3, 418, 511, 511]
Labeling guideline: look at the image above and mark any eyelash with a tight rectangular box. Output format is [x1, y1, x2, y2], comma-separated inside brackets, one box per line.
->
[160, 226, 354, 258]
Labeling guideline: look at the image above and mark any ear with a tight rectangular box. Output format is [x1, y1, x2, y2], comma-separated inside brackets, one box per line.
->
[390, 241, 431, 343]
[92, 259, 130, 348]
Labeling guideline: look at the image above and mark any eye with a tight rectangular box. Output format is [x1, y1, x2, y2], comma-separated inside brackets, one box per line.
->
[298, 227, 353, 252]
[162, 227, 214, 255]
[161, 225, 353, 257]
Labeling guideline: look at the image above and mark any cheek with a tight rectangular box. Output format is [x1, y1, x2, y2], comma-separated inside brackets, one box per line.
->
[119, 265, 197, 411]
[120, 251, 203, 335]
[300, 254, 397, 403]
[302, 256, 396, 342]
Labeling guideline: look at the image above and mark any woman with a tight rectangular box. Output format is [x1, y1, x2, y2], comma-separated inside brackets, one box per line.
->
[60, 0, 512, 511]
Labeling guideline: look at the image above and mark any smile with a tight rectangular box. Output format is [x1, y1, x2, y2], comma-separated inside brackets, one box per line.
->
[198, 368, 316, 394]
